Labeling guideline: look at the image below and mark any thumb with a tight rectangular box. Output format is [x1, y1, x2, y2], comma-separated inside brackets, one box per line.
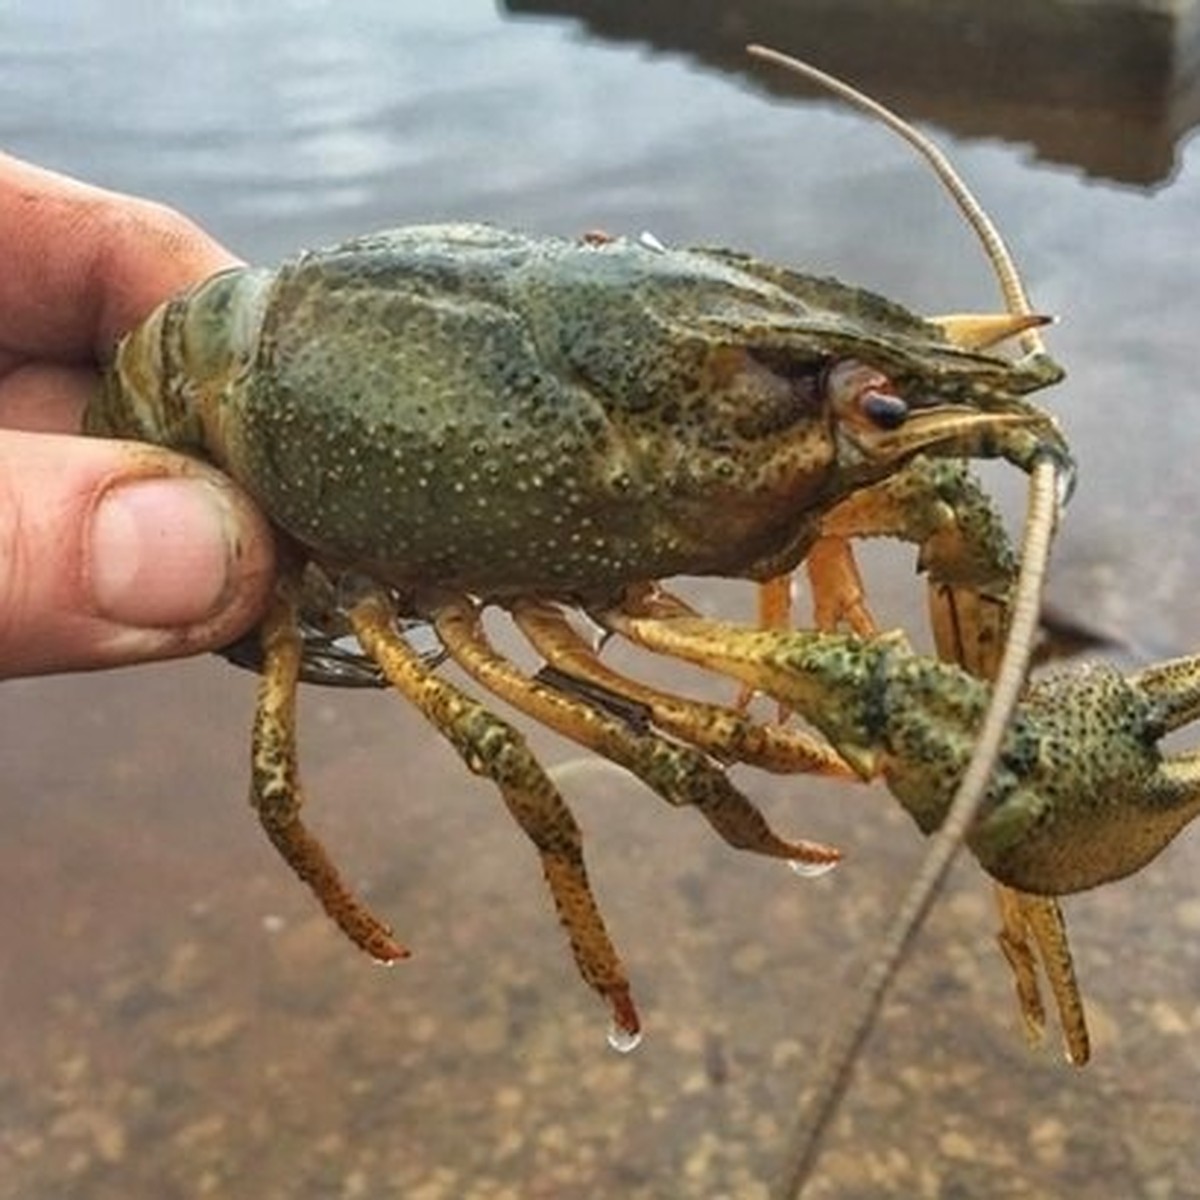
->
[0, 429, 276, 677]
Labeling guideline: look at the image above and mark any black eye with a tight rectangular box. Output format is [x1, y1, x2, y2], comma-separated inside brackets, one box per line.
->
[860, 389, 909, 429]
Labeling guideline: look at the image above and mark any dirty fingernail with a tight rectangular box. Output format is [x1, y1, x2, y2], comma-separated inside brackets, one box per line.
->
[89, 476, 238, 627]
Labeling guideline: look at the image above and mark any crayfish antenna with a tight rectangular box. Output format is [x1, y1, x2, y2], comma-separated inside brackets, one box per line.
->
[772, 459, 1062, 1199]
[747, 44, 1047, 361]
[748, 44, 1069, 1200]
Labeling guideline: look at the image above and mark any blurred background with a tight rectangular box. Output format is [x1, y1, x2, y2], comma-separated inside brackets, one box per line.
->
[2, 2, 1200, 1196]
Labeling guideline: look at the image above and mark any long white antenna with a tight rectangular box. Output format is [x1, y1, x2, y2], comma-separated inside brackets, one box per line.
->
[746, 45, 1043, 357]
[745, 46, 1067, 1198]
[776, 460, 1059, 1197]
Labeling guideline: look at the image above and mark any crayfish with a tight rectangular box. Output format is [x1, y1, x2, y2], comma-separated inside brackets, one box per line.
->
[82, 43, 1200, 1195]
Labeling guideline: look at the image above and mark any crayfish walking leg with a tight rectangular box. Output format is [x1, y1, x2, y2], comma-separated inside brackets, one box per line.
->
[347, 588, 641, 1047]
[250, 580, 407, 964]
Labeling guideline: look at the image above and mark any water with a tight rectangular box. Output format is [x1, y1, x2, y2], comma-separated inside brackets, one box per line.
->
[789, 858, 839, 879]
[3, 3, 1200, 1197]
[606, 1019, 644, 1055]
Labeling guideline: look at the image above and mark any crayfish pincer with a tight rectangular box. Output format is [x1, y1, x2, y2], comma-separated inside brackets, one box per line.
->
[606, 595, 1200, 901]
[85, 220, 1067, 1046]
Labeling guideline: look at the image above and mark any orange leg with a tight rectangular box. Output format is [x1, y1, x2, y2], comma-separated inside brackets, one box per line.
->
[349, 588, 638, 1046]
[250, 582, 407, 963]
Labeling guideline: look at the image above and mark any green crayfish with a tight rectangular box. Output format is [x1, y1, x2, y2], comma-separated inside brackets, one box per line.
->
[82, 59, 1200, 1193]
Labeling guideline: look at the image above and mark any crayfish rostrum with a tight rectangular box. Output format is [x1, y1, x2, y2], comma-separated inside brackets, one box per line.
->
[82, 57, 1200, 1105]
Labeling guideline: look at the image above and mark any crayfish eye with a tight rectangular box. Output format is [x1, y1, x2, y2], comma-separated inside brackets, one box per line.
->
[825, 359, 909, 431]
[860, 389, 909, 430]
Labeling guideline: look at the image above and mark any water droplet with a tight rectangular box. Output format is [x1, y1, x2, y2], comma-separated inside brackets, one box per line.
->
[789, 858, 839, 879]
[607, 1020, 643, 1054]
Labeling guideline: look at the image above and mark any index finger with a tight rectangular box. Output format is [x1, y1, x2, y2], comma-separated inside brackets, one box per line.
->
[0, 152, 241, 367]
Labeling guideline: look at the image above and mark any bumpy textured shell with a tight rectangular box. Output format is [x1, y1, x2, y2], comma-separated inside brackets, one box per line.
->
[93, 224, 1058, 601]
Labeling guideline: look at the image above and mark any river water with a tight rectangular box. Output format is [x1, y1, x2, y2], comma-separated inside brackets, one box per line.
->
[3, 3, 1200, 1197]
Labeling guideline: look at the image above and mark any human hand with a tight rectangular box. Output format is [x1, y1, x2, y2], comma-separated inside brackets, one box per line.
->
[0, 153, 275, 677]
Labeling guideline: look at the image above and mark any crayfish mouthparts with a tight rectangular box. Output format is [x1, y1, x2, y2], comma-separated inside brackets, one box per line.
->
[989, 415, 1078, 502]
[920, 378, 1075, 495]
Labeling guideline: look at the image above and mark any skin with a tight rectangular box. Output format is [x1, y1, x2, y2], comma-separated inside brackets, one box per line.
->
[0, 152, 275, 677]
